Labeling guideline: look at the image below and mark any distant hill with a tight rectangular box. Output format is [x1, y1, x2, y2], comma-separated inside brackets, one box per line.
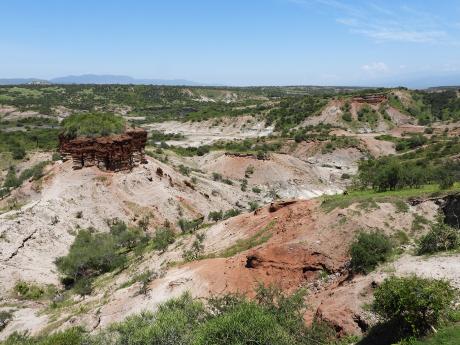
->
[49, 74, 202, 85]
[0, 75, 202, 86]
[0, 78, 48, 85]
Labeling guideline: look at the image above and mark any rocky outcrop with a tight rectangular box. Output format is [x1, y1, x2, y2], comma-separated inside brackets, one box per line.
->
[352, 94, 387, 104]
[59, 128, 147, 171]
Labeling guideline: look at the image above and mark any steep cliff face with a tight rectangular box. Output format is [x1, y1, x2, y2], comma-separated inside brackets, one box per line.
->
[59, 128, 147, 171]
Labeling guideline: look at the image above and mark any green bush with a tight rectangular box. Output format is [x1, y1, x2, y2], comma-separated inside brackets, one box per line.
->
[223, 208, 241, 219]
[350, 232, 392, 274]
[178, 218, 203, 234]
[2, 327, 86, 345]
[342, 111, 352, 122]
[193, 300, 294, 345]
[208, 210, 223, 222]
[151, 227, 176, 252]
[2, 167, 20, 189]
[417, 221, 459, 255]
[2, 287, 337, 345]
[252, 186, 261, 193]
[249, 201, 259, 211]
[61, 113, 126, 138]
[372, 275, 456, 335]
[55, 229, 127, 294]
[182, 233, 205, 262]
[0, 311, 12, 332]
[14, 281, 47, 300]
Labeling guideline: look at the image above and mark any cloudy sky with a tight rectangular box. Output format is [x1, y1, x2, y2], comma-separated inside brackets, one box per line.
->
[1, 0, 459, 87]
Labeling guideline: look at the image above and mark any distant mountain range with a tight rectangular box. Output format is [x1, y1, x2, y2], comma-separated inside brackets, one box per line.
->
[0, 74, 203, 86]
[0, 74, 458, 89]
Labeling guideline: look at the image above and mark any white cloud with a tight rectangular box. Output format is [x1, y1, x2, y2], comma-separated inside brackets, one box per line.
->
[361, 62, 389, 74]
[355, 29, 447, 43]
[289, 0, 457, 45]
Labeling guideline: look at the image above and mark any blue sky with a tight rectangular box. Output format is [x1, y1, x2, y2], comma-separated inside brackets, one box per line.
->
[1, 0, 459, 86]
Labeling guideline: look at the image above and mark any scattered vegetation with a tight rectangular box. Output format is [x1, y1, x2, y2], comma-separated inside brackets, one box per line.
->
[150, 227, 176, 252]
[2, 286, 342, 345]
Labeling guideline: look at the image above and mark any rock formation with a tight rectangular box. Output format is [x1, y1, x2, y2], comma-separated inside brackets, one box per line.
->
[59, 128, 147, 171]
[352, 94, 387, 104]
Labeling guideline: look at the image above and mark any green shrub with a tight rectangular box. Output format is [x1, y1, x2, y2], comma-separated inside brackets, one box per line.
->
[252, 186, 262, 193]
[151, 227, 176, 252]
[212, 172, 222, 181]
[0, 311, 12, 332]
[394, 200, 409, 213]
[11, 145, 26, 160]
[55, 229, 127, 294]
[2, 167, 20, 189]
[350, 232, 392, 274]
[2, 327, 86, 345]
[178, 218, 203, 234]
[342, 111, 352, 122]
[223, 208, 241, 219]
[51, 152, 62, 161]
[14, 281, 45, 300]
[182, 233, 205, 262]
[417, 221, 459, 255]
[249, 201, 259, 211]
[193, 300, 294, 345]
[372, 275, 456, 335]
[241, 179, 248, 191]
[111, 293, 207, 345]
[178, 164, 191, 176]
[208, 210, 223, 222]
[61, 113, 126, 138]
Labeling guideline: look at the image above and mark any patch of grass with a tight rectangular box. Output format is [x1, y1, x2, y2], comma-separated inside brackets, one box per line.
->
[412, 214, 429, 232]
[61, 112, 126, 138]
[412, 324, 460, 345]
[321, 183, 460, 213]
[213, 221, 276, 258]
[13, 281, 57, 300]
[393, 200, 409, 213]
[119, 270, 157, 295]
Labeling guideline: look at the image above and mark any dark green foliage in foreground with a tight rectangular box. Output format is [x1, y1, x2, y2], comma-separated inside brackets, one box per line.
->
[372, 276, 456, 336]
[350, 232, 392, 274]
[3, 287, 340, 345]
[61, 113, 126, 138]
[417, 220, 460, 255]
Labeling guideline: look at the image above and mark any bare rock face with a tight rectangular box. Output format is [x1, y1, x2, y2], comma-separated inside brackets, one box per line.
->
[59, 128, 147, 171]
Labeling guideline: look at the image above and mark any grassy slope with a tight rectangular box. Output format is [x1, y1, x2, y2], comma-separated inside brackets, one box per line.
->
[414, 324, 460, 345]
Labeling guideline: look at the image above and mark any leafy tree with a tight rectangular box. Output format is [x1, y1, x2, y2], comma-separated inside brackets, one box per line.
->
[372, 275, 456, 335]
[417, 221, 459, 255]
[151, 227, 176, 252]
